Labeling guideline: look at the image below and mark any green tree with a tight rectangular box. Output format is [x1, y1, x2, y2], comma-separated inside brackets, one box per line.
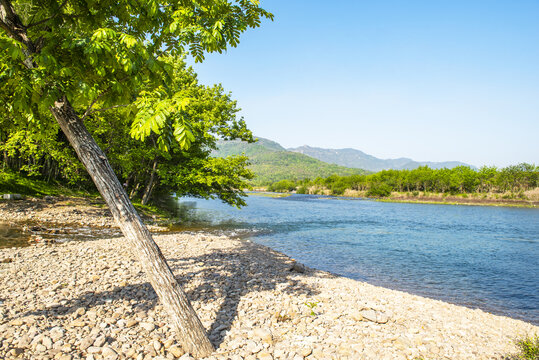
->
[477, 166, 498, 193]
[0, 0, 272, 356]
[88, 57, 255, 207]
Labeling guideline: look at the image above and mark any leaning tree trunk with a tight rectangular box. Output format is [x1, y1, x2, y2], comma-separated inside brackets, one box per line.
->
[50, 96, 214, 358]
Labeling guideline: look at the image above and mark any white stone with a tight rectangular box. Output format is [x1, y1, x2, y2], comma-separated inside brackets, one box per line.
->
[140, 322, 155, 331]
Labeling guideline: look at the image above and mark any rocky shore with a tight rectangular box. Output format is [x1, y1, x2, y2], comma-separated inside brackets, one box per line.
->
[0, 198, 538, 359]
[0, 197, 167, 231]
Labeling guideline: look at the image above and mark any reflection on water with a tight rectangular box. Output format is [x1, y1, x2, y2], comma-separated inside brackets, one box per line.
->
[0, 223, 30, 249]
[177, 194, 539, 325]
[0, 222, 123, 249]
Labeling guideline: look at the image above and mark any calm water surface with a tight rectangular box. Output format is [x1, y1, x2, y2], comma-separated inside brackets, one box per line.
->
[179, 194, 539, 325]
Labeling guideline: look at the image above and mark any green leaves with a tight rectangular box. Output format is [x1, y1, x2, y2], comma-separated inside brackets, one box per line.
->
[166, 0, 274, 61]
[2, 0, 272, 153]
[131, 85, 196, 151]
[174, 123, 196, 150]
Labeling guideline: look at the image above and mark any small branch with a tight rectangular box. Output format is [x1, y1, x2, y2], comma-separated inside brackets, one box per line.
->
[81, 76, 130, 120]
[0, 0, 38, 68]
[81, 96, 103, 121]
[0, 0, 23, 43]
[27, 0, 68, 28]
[0, 0, 16, 19]
[0, 18, 11, 34]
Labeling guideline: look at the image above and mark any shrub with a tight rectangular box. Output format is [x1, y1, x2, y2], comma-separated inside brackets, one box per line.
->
[510, 335, 539, 360]
[330, 183, 348, 195]
[367, 183, 392, 197]
[268, 179, 296, 192]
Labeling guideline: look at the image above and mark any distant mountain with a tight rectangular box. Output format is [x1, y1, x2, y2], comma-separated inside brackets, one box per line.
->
[213, 138, 368, 185]
[288, 145, 474, 172]
[213, 137, 285, 157]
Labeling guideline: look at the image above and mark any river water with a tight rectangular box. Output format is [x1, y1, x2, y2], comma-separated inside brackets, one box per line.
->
[178, 194, 539, 325]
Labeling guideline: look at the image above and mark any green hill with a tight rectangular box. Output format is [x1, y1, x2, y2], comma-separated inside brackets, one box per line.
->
[213, 137, 368, 185]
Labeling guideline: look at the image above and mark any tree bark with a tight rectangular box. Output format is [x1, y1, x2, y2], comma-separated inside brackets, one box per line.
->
[142, 158, 158, 206]
[50, 96, 214, 358]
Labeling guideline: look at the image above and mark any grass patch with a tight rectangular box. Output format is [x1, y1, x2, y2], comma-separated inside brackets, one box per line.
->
[0, 170, 93, 198]
[0, 170, 175, 221]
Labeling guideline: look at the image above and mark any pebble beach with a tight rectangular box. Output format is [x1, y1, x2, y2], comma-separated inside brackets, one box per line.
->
[0, 198, 537, 360]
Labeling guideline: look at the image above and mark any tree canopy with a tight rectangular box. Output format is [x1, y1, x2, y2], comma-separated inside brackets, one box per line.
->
[1, 0, 272, 151]
[1, 0, 273, 207]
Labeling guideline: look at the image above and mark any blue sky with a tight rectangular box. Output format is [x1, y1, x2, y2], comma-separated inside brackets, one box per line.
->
[191, 0, 539, 167]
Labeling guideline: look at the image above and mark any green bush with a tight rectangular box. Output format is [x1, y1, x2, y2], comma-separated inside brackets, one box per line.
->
[330, 183, 348, 195]
[367, 183, 392, 197]
[511, 335, 539, 360]
[296, 186, 308, 194]
[268, 179, 296, 192]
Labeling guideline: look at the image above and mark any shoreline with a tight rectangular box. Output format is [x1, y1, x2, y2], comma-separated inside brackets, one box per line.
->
[250, 190, 539, 208]
[375, 197, 538, 208]
[1, 198, 538, 359]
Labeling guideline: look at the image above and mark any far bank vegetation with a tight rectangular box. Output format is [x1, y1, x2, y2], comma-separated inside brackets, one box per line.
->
[267, 164, 539, 202]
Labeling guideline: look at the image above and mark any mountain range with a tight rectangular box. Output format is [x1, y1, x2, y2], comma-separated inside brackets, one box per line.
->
[288, 145, 473, 172]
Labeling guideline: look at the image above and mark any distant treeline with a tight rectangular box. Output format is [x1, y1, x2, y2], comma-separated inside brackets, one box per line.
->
[267, 164, 539, 197]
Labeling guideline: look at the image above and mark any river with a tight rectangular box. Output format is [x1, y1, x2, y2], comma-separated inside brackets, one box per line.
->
[178, 193, 539, 325]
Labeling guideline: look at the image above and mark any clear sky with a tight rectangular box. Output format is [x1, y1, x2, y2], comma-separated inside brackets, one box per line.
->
[190, 0, 539, 167]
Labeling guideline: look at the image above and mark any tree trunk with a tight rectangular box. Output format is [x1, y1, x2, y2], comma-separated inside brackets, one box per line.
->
[50, 96, 214, 358]
[142, 158, 158, 206]
[129, 177, 140, 199]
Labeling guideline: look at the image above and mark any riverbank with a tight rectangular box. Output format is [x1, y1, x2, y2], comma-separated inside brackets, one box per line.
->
[253, 189, 539, 208]
[373, 192, 538, 208]
[0, 196, 170, 231]
[1, 200, 538, 359]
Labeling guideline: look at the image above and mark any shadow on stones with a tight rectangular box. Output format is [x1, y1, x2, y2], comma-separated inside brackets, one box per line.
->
[167, 240, 333, 346]
[18, 239, 333, 348]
